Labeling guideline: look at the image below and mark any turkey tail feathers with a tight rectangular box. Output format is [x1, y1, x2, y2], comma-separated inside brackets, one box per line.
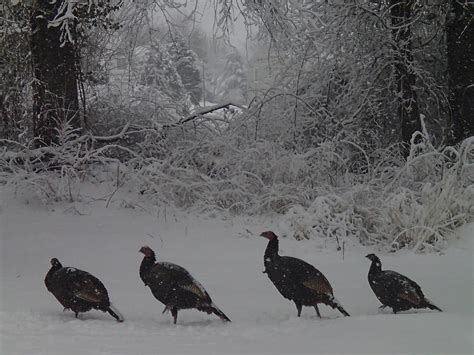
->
[335, 304, 350, 317]
[107, 303, 124, 322]
[424, 298, 442, 312]
[328, 297, 350, 317]
[209, 303, 231, 322]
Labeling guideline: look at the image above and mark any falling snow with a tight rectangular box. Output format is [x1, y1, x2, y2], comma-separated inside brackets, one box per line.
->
[0, 188, 472, 354]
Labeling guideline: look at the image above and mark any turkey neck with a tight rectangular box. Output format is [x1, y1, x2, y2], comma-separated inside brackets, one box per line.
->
[264, 238, 280, 263]
[45, 264, 62, 288]
[368, 258, 382, 276]
[140, 255, 156, 279]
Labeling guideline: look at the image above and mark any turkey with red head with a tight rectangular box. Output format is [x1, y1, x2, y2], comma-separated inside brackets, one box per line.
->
[260, 231, 350, 318]
[139, 246, 231, 324]
[366, 254, 442, 313]
[45, 258, 123, 322]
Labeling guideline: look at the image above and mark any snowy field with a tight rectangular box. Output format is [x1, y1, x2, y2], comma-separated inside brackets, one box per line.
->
[0, 187, 473, 354]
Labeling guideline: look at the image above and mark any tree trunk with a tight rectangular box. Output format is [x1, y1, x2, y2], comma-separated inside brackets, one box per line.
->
[31, 0, 80, 147]
[390, 0, 422, 156]
[447, 0, 474, 144]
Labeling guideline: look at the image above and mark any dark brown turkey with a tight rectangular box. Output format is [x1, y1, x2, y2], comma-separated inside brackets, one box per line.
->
[139, 246, 231, 324]
[261, 231, 350, 318]
[366, 254, 442, 313]
[45, 258, 123, 321]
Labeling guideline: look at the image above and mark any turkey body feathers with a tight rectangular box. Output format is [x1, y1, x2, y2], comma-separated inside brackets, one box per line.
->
[142, 262, 210, 310]
[370, 270, 423, 307]
[139, 246, 230, 323]
[261, 231, 350, 318]
[366, 254, 442, 313]
[265, 255, 333, 304]
[45, 259, 123, 322]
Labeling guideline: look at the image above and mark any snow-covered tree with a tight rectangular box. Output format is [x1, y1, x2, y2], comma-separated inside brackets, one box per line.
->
[213, 1, 456, 150]
[216, 49, 248, 103]
[2, 0, 121, 146]
[0, 2, 30, 141]
[447, 0, 474, 143]
[137, 42, 189, 116]
[166, 35, 202, 105]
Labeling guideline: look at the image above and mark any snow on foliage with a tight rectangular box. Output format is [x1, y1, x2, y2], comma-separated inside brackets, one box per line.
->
[167, 35, 203, 105]
[1, 118, 472, 252]
[0, 0, 472, 255]
[85, 41, 191, 138]
[279, 136, 473, 252]
[216, 49, 248, 103]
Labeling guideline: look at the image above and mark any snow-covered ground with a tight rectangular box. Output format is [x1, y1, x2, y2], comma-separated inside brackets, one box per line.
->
[0, 187, 472, 354]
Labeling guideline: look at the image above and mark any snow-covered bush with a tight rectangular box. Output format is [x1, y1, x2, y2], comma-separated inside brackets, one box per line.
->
[0, 117, 139, 204]
[278, 136, 473, 252]
[1, 109, 472, 253]
[86, 41, 190, 140]
[381, 136, 473, 251]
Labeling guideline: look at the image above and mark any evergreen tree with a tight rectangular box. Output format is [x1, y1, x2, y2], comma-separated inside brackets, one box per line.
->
[187, 28, 209, 63]
[167, 35, 202, 105]
[137, 43, 188, 115]
[216, 49, 248, 103]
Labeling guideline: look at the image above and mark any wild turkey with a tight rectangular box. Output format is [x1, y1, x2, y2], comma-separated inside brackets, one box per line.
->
[139, 246, 231, 324]
[366, 254, 442, 313]
[260, 231, 350, 318]
[45, 258, 124, 322]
